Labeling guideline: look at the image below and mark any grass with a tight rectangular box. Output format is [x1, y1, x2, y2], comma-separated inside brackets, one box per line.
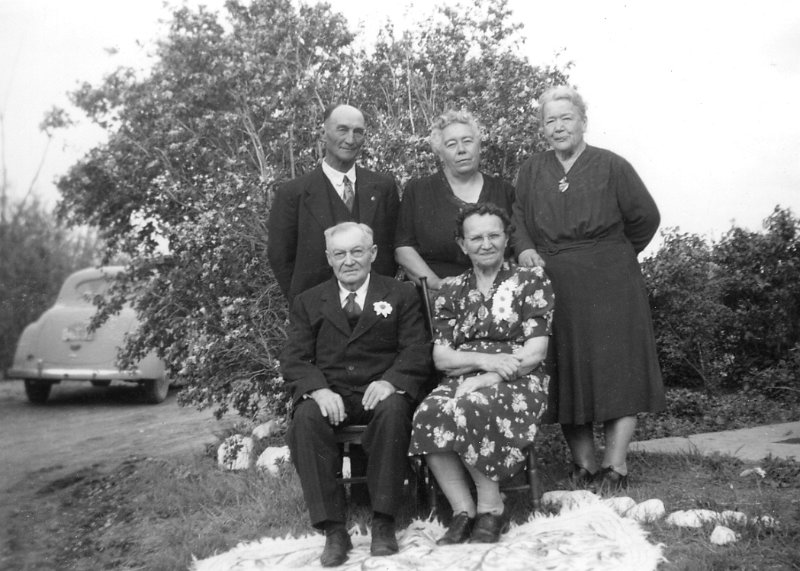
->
[4, 421, 799, 570]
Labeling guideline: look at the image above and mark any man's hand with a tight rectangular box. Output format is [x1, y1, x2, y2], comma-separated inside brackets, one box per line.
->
[455, 373, 502, 397]
[362, 380, 396, 411]
[480, 353, 522, 380]
[518, 248, 545, 268]
[310, 388, 346, 425]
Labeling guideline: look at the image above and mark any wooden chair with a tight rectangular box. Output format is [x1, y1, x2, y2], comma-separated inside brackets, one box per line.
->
[334, 424, 429, 509]
[417, 277, 545, 513]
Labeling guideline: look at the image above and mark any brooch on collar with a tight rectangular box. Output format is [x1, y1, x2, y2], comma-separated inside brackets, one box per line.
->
[373, 301, 393, 318]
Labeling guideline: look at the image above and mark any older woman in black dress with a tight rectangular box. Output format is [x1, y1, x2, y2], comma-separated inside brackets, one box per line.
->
[513, 85, 665, 490]
[395, 110, 514, 293]
[409, 203, 554, 544]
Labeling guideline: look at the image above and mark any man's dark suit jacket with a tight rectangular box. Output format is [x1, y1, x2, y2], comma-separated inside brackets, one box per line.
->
[268, 165, 400, 303]
[281, 273, 432, 405]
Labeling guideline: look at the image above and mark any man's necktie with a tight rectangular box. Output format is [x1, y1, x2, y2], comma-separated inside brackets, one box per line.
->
[343, 292, 361, 326]
[342, 176, 355, 212]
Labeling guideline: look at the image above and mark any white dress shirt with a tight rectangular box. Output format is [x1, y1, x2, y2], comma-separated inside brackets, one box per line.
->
[321, 160, 357, 202]
[338, 274, 370, 310]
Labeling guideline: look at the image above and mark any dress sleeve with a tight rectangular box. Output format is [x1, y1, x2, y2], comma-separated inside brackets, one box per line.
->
[612, 156, 660, 254]
[394, 180, 419, 249]
[516, 267, 555, 340]
[512, 159, 537, 255]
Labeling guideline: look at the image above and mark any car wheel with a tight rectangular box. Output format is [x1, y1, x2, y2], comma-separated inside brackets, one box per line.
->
[91, 380, 112, 387]
[142, 374, 169, 404]
[24, 380, 52, 404]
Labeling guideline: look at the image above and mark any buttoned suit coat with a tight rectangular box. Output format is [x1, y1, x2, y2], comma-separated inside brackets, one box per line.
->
[281, 273, 432, 405]
[267, 165, 400, 304]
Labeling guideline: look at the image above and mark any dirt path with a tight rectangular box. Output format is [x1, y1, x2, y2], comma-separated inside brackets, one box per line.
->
[0, 380, 235, 542]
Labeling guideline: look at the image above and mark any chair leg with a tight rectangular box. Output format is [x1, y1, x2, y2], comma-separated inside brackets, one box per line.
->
[527, 448, 543, 511]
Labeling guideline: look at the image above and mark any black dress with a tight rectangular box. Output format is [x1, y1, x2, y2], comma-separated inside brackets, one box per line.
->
[395, 171, 515, 278]
[512, 146, 665, 424]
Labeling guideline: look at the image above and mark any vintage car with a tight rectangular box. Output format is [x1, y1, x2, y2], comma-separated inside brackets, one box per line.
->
[6, 266, 170, 404]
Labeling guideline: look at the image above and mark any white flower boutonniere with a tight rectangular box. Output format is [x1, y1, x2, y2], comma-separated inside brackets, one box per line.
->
[373, 301, 393, 318]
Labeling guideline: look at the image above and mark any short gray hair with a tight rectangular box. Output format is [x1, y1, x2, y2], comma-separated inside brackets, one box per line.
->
[429, 109, 481, 156]
[324, 221, 374, 246]
[537, 85, 588, 124]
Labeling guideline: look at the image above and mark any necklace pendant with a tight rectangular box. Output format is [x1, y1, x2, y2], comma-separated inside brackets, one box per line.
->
[558, 177, 569, 192]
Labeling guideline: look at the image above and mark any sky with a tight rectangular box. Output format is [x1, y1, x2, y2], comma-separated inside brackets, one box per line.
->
[2, 0, 799, 253]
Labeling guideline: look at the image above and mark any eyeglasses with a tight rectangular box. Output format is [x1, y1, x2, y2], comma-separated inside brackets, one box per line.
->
[328, 247, 370, 262]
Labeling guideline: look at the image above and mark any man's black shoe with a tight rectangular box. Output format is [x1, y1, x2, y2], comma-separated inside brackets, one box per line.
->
[370, 517, 399, 556]
[320, 528, 352, 567]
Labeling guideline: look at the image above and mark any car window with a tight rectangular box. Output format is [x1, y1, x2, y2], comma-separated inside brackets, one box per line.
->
[70, 278, 111, 305]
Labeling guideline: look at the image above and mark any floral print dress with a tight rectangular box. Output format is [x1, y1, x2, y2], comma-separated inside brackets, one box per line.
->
[408, 262, 555, 481]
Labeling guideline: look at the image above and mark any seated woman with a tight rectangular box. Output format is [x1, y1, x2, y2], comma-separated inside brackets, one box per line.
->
[395, 109, 514, 293]
[408, 202, 555, 544]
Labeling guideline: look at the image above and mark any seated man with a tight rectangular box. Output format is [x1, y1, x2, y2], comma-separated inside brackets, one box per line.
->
[281, 221, 432, 567]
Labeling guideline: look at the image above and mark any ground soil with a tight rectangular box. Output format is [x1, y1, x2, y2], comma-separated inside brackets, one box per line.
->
[0, 380, 234, 568]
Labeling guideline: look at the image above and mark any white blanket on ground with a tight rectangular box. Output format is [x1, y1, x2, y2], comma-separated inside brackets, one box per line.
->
[193, 501, 664, 571]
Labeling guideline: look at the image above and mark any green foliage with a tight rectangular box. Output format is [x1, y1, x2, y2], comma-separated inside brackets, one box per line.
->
[0, 197, 100, 369]
[643, 206, 800, 394]
[54, 0, 571, 417]
[712, 206, 800, 383]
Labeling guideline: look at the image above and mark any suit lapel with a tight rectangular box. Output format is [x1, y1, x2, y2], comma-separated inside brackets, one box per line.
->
[303, 166, 336, 231]
[319, 279, 351, 338]
[350, 274, 388, 343]
[355, 167, 379, 227]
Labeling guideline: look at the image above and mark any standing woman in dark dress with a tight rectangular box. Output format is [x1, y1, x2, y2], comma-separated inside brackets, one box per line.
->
[513, 85, 665, 489]
[395, 110, 514, 293]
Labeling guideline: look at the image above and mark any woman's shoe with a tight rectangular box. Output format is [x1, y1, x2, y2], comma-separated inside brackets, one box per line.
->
[436, 512, 474, 545]
[568, 464, 596, 488]
[593, 466, 628, 491]
[469, 511, 509, 543]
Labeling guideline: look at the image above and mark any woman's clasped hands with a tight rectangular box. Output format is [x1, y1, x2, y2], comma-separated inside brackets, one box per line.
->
[454, 353, 521, 397]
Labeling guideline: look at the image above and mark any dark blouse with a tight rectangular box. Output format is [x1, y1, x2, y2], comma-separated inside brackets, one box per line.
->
[512, 146, 659, 255]
[395, 171, 515, 278]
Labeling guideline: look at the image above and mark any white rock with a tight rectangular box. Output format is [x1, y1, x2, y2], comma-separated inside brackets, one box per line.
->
[627, 499, 666, 523]
[217, 435, 255, 471]
[665, 509, 719, 528]
[753, 515, 778, 528]
[710, 525, 739, 545]
[256, 445, 291, 475]
[739, 467, 766, 478]
[252, 419, 283, 440]
[541, 490, 600, 510]
[719, 510, 747, 525]
[602, 496, 637, 515]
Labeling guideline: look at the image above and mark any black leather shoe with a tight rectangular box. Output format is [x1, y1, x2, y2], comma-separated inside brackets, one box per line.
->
[469, 511, 509, 543]
[320, 528, 352, 567]
[569, 464, 596, 488]
[370, 518, 399, 556]
[436, 512, 475, 545]
[593, 466, 629, 492]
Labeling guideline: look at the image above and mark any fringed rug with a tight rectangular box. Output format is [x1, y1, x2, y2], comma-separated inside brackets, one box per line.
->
[193, 500, 664, 571]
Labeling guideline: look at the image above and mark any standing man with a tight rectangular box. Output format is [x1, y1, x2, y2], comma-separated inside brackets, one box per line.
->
[268, 103, 399, 304]
[281, 222, 431, 567]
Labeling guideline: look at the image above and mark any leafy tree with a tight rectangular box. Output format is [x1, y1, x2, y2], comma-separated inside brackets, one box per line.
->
[0, 196, 100, 369]
[54, 0, 570, 418]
